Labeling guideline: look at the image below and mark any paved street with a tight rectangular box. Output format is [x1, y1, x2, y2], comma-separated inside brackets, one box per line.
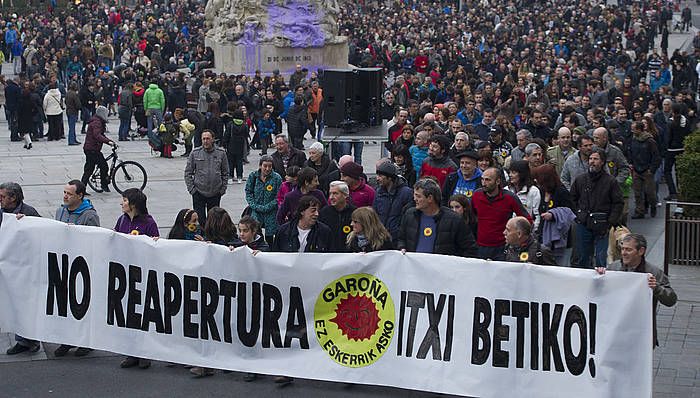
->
[1, 14, 700, 398]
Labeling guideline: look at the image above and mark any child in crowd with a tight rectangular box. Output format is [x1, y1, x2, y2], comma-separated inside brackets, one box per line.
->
[409, 130, 430, 178]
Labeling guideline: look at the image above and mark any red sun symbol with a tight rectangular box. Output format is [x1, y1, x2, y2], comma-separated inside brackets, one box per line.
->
[330, 293, 381, 341]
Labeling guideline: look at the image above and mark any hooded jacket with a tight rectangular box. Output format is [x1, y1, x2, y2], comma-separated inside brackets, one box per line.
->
[629, 131, 661, 173]
[55, 199, 100, 226]
[143, 83, 165, 111]
[83, 115, 111, 152]
[373, 176, 413, 240]
[441, 168, 482, 206]
[222, 116, 249, 156]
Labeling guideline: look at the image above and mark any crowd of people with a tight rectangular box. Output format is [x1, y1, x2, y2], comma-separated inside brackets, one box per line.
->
[0, 0, 688, 382]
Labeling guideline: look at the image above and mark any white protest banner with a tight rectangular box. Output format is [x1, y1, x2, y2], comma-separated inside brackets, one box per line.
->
[0, 214, 652, 397]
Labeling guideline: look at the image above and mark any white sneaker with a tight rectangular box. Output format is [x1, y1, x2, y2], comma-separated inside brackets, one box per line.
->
[237, 178, 242, 184]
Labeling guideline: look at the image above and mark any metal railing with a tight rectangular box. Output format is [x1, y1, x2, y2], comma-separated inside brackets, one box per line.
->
[664, 201, 700, 274]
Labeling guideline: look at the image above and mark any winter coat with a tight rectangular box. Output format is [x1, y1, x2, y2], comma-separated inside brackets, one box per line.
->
[143, 83, 165, 111]
[271, 148, 307, 178]
[222, 116, 249, 156]
[570, 171, 624, 234]
[397, 206, 477, 257]
[667, 115, 690, 151]
[373, 177, 414, 240]
[43, 88, 64, 116]
[65, 90, 81, 116]
[349, 180, 376, 208]
[55, 199, 100, 226]
[117, 89, 133, 119]
[245, 170, 283, 235]
[348, 235, 394, 253]
[419, 155, 457, 188]
[304, 154, 338, 196]
[318, 203, 357, 252]
[504, 237, 557, 266]
[17, 94, 36, 134]
[561, 151, 589, 190]
[114, 213, 160, 237]
[271, 219, 331, 253]
[83, 116, 111, 152]
[5, 80, 20, 112]
[286, 104, 308, 138]
[629, 132, 661, 174]
[232, 235, 270, 252]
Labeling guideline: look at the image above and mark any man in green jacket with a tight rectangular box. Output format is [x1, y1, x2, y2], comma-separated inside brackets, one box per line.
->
[143, 82, 165, 135]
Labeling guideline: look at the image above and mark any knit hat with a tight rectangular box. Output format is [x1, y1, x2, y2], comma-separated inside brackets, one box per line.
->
[309, 142, 324, 153]
[340, 161, 363, 180]
[95, 106, 109, 122]
[376, 161, 399, 178]
[573, 126, 587, 136]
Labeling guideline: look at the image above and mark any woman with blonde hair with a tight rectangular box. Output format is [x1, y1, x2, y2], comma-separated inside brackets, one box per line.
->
[346, 207, 394, 253]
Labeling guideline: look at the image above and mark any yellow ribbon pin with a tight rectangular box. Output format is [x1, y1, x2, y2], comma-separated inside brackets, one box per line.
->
[130, 230, 140, 235]
[424, 227, 433, 237]
[520, 252, 529, 262]
[266, 184, 273, 191]
[342, 225, 351, 234]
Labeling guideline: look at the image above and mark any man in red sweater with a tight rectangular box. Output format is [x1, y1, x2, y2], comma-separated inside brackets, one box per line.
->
[472, 167, 532, 261]
[414, 49, 429, 76]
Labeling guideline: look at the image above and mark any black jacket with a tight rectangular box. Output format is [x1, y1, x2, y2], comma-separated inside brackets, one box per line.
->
[629, 133, 661, 173]
[286, 104, 308, 138]
[318, 204, 356, 252]
[305, 154, 338, 196]
[348, 236, 394, 253]
[397, 206, 477, 257]
[232, 235, 270, 252]
[570, 171, 624, 233]
[271, 148, 307, 178]
[272, 219, 331, 253]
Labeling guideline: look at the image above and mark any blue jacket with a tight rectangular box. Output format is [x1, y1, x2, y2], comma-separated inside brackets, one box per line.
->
[256, 118, 275, 139]
[280, 91, 295, 119]
[373, 177, 414, 240]
[11, 41, 23, 57]
[4, 29, 17, 45]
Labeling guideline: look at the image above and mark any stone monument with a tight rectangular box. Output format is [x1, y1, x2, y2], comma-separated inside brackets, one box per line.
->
[204, 0, 349, 74]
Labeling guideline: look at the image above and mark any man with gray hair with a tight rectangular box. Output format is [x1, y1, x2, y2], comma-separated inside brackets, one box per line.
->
[319, 180, 356, 252]
[598, 233, 677, 347]
[510, 129, 532, 163]
[271, 134, 307, 178]
[523, 142, 545, 169]
[503, 216, 557, 265]
[0, 182, 41, 355]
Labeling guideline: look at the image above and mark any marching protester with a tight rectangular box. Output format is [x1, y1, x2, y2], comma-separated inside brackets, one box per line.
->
[597, 233, 677, 347]
[373, 160, 413, 243]
[276, 167, 326, 226]
[273, 195, 330, 253]
[81, 106, 116, 193]
[397, 178, 477, 257]
[53, 180, 99, 357]
[319, 181, 356, 252]
[347, 207, 394, 253]
[503, 216, 557, 266]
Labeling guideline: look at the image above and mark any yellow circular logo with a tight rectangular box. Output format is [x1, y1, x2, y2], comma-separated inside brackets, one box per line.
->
[501, 150, 508, 158]
[608, 161, 615, 169]
[187, 223, 197, 232]
[342, 225, 351, 234]
[548, 200, 554, 208]
[266, 184, 273, 191]
[466, 190, 473, 198]
[519, 252, 529, 262]
[423, 227, 433, 237]
[314, 274, 395, 368]
[130, 230, 140, 235]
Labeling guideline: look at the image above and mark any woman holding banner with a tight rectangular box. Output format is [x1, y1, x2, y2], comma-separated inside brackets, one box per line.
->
[114, 188, 159, 370]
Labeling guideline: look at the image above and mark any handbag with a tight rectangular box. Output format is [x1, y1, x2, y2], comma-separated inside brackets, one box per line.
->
[241, 176, 258, 218]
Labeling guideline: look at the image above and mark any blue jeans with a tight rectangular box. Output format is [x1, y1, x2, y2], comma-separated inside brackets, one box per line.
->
[337, 141, 364, 165]
[574, 223, 608, 269]
[67, 114, 78, 144]
[118, 116, 131, 140]
[146, 109, 163, 134]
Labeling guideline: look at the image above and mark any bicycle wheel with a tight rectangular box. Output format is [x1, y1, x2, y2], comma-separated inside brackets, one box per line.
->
[111, 161, 148, 194]
[87, 171, 104, 193]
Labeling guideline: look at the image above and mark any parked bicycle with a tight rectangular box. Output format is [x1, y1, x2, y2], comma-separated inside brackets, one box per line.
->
[87, 145, 148, 194]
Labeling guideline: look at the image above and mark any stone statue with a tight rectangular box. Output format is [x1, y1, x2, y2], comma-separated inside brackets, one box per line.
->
[205, 0, 344, 47]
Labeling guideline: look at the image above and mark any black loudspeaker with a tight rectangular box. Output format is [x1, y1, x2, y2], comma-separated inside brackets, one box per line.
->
[323, 69, 355, 128]
[353, 68, 383, 127]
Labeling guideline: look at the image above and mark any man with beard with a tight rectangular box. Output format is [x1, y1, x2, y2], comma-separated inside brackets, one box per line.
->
[570, 148, 624, 269]
[561, 135, 594, 190]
